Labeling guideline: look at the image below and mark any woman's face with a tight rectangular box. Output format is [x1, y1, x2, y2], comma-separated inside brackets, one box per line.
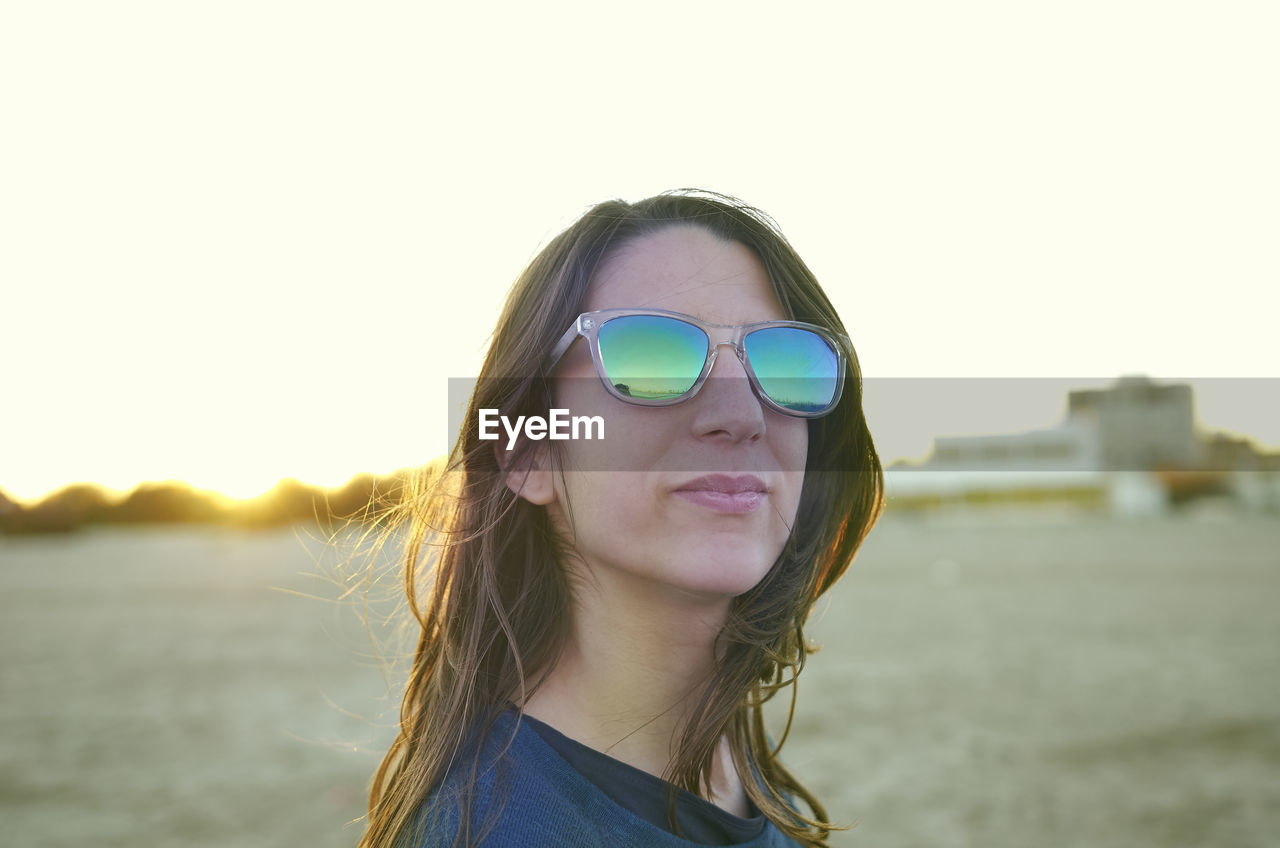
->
[538, 225, 808, 601]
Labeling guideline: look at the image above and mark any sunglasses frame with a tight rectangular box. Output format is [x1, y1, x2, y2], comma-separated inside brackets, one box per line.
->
[544, 308, 850, 419]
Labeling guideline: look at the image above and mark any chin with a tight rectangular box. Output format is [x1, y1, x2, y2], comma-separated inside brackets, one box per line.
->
[678, 554, 776, 598]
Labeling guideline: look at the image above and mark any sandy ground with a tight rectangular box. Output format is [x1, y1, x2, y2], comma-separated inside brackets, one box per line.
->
[1, 510, 1276, 847]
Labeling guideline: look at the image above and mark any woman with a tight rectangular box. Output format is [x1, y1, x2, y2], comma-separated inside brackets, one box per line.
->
[359, 190, 883, 847]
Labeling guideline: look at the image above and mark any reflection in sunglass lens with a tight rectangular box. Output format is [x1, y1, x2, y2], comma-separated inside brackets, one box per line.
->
[597, 315, 709, 399]
[743, 327, 840, 413]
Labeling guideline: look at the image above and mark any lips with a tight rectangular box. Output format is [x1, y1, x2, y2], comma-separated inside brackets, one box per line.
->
[674, 474, 768, 495]
[672, 474, 768, 514]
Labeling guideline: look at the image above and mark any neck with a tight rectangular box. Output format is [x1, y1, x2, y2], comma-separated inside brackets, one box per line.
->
[516, 566, 746, 812]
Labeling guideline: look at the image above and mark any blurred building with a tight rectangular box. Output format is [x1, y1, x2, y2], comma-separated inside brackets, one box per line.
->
[889, 376, 1280, 515]
[1068, 377, 1201, 470]
[921, 376, 1234, 472]
[930, 420, 1101, 471]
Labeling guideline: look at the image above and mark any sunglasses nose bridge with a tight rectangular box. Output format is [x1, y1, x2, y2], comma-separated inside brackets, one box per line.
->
[707, 322, 746, 353]
[707, 339, 746, 367]
[703, 340, 756, 387]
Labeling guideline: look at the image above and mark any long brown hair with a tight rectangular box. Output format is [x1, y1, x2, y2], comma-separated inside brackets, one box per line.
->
[358, 190, 883, 847]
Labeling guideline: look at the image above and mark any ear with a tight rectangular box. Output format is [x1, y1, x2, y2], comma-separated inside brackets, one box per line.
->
[493, 440, 557, 506]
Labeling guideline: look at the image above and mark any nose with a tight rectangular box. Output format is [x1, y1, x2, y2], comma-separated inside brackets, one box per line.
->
[689, 342, 766, 443]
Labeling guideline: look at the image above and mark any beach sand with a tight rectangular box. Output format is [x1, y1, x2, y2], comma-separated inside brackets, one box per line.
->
[1, 511, 1276, 847]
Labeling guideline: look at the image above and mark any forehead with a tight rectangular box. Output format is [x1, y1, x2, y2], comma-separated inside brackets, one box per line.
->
[585, 225, 785, 324]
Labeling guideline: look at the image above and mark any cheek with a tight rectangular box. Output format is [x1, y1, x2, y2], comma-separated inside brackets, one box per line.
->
[551, 389, 681, 473]
[777, 418, 810, 473]
[776, 421, 809, 521]
[548, 471, 657, 559]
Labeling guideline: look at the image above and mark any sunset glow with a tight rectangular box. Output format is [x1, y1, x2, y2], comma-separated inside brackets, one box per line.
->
[3, 2, 1277, 506]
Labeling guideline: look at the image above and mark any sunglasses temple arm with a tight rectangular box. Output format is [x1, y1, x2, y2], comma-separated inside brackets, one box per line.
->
[544, 319, 583, 373]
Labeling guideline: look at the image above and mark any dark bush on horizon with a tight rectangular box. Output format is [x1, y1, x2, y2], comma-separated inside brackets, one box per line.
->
[1, 484, 115, 533]
[106, 482, 225, 525]
[0, 469, 417, 535]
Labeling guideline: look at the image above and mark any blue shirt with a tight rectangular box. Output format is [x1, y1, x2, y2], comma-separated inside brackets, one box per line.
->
[522, 712, 766, 844]
[409, 709, 808, 847]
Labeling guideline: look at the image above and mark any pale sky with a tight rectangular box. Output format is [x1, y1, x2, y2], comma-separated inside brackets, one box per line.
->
[2, 2, 1276, 503]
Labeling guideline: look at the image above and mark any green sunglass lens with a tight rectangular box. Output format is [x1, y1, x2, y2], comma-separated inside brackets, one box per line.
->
[597, 316, 708, 400]
[743, 327, 840, 413]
